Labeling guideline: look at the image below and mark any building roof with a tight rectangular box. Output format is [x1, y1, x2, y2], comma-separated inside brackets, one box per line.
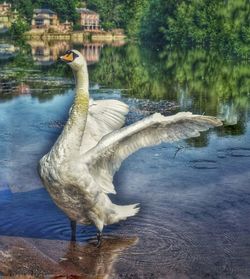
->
[76, 8, 98, 15]
[0, 11, 11, 16]
[33, 14, 49, 20]
[34, 9, 56, 15]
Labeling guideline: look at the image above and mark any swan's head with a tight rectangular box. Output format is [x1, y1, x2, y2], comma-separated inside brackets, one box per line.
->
[60, 49, 86, 71]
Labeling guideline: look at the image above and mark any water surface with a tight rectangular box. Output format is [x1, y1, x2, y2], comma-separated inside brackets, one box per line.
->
[0, 40, 250, 278]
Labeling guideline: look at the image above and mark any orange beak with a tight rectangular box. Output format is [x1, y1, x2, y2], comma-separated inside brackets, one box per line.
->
[60, 52, 74, 62]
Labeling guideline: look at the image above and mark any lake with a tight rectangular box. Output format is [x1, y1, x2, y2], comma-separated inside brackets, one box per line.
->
[0, 38, 250, 278]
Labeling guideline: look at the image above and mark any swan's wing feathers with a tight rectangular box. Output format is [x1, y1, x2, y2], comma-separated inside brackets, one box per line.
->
[80, 99, 129, 154]
[89, 99, 129, 130]
[84, 112, 222, 194]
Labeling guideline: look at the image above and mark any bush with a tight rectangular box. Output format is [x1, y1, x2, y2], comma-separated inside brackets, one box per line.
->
[9, 17, 30, 38]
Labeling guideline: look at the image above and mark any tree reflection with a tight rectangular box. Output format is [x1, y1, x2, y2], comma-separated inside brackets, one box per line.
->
[0, 41, 249, 139]
[162, 49, 249, 137]
[90, 45, 249, 138]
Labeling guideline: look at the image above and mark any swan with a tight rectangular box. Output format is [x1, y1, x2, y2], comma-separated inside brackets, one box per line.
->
[38, 49, 222, 246]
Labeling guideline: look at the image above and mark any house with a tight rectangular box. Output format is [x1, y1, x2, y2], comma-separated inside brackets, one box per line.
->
[76, 8, 100, 31]
[60, 20, 72, 33]
[31, 9, 59, 29]
[0, 2, 18, 31]
[28, 39, 103, 66]
[31, 9, 72, 33]
[0, 1, 11, 13]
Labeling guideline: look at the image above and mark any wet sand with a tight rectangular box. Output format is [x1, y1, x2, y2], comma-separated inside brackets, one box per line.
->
[0, 235, 138, 278]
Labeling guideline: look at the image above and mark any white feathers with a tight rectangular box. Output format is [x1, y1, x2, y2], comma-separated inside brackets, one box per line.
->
[84, 112, 222, 196]
[39, 51, 222, 233]
[80, 99, 129, 154]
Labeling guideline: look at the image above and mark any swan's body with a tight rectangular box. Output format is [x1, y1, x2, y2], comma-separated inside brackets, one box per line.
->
[38, 50, 222, 243]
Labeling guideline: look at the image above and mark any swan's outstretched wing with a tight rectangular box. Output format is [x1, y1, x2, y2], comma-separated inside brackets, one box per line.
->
[80, 99, 129, 154]
[83, 112, 222, 194]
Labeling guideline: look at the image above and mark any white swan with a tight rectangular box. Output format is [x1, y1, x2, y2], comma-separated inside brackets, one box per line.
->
[38, 50, 222, 246]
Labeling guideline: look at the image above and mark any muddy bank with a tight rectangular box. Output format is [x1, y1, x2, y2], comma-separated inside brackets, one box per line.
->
[0, 236, 137, 278]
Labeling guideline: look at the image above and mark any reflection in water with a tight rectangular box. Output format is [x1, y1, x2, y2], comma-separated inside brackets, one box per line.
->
[0, 236, 137, 277]
[80, 43, 103, 64]
[0, 79, 30, 95]
[28, 40, 103, 66]
[218, 101, 239, 126]
[90, 45, 250, 135]
[0, 43, 18, 60]
[28, 40, 70, 66]
[162, 50, 250, 127]
[0, 76, 71, 103]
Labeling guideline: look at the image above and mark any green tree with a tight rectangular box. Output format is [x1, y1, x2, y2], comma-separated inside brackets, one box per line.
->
[34, 0, 80, 23]
[0, 0, 80, 23]
[121, 0, 149, 37]
[140, 0, 177, 44]
[9, 16, 30, 38]
[140, 0, 250, 58]
[87, 0, 148, 35]
[88, 0, 124, 29]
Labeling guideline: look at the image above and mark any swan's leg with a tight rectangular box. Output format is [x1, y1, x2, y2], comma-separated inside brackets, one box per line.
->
[96, 231, 102, 247]
[70, 220, 77, 242]
[95, 219, 103, 247]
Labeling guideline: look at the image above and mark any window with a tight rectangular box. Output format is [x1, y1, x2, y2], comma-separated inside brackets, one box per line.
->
[35, 19, 44, 26]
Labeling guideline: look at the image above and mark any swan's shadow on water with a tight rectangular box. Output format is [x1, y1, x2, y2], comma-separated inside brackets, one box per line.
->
[0, 235, 138, 277]
[0, 187, 123, 241]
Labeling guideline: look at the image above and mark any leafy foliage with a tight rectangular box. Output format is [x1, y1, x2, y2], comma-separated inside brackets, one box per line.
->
[0, 0, 80, 22]
[86, 0, 250, 57]
[9, 17, 30, 38]
[140, 0, 177, 44]
[141, 0, 250, 58]
[87, 0, 148, 35]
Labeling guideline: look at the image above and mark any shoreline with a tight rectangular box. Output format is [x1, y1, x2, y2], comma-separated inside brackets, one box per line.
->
[24, 29, 126, 44]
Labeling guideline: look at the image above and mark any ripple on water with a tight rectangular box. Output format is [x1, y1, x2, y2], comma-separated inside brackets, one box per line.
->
[114, 199, 242, 278]
[118, 213, 196, 271]
[217, 147, 250, 159]
[0, 211, 98, 242]
[189, 159, 218, 169]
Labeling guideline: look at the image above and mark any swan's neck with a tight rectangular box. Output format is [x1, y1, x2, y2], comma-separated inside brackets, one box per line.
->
[51, 65, 89, 161]
[75, 64, 89, 92]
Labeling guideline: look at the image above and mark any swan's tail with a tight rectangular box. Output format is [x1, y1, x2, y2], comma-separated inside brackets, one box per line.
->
[111, 203, 140, 223]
